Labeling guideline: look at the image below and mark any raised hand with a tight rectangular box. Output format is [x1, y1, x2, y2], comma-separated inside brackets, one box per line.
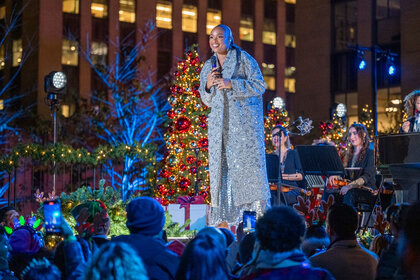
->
[373, 205, 388, 235]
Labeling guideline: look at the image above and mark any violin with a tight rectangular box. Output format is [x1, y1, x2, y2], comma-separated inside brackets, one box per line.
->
[328, 178, 377, 194]
[269, 183, 312, 196]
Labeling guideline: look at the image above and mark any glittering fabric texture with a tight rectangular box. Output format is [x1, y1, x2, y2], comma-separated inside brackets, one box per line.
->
[199, 47, 271, 225]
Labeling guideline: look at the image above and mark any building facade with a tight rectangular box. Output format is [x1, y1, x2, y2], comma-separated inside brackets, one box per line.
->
[0, 0, 297, 120]
[295, 0, 420, 134]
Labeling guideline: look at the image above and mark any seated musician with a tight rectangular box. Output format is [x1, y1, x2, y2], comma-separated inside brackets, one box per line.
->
[269, 125, 306, 205]
[326, 123, 376, 208]
[400, 89, 420, 133]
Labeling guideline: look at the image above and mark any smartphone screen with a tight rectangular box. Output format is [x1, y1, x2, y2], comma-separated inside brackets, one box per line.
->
[243, 211, 257, 232]
[44, 200, 62, 233]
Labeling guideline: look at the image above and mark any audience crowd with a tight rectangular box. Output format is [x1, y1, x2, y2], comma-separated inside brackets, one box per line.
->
[0, 196, 419, 280]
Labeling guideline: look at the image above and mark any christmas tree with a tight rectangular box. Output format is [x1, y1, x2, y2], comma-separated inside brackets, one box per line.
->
[264, 102, 290, 153]
[156, 48, 210, 205]
[319, 112, 347, 156]
[360, 104, 374, 138]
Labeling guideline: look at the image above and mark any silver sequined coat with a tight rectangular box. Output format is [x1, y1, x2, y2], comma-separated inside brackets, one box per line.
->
[199, 47, 271, 208]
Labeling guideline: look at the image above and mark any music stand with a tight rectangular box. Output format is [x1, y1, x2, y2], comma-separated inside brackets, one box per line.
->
[295, 145, 345, 178]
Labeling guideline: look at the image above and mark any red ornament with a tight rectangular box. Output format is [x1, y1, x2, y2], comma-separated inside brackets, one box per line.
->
[198, 138, 208, 148]
[168, 189, 175, 195]
[196, 160, 202, 166]
[200, 123, 207, 129]
[178, 178, 191, 191]
[160, 169, 170, 178]
[189, 166, 197, 175]
[199, 115, 207, 122]
[180, 164, 187, 171]
[167, 110, 176, 119]
[186, 156, 196, 164]
[175, 117, 191, 133]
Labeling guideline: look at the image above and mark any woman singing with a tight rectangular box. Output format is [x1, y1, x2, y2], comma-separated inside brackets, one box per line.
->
[326, 123, 376, 207]
[199, 25, 270, 226]
[270, 125, 305, 205]
[400, 89, 420, 133]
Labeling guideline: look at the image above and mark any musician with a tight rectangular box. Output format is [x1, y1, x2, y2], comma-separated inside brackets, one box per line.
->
[326, 123, 376, 208]
[269, 125, 305, 205]
[400, 89, 420, 133]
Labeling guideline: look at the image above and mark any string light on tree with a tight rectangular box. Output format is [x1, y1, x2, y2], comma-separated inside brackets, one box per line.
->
[264, 99, 290, 154]
[156, 47, 210, 205]
[360, 104, 374, 139]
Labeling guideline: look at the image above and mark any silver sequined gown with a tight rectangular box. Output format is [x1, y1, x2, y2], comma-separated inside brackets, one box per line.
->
[199, 47, 271, 226]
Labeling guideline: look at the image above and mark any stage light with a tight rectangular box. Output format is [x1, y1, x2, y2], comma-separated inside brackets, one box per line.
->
[388, 65, 396, 75]
[272, 97, 285, 110]
[356, 49, 366, 71]
[336, 103, 347, 118]
[358, 59, 366, 70]
[44, 71, 67, 95]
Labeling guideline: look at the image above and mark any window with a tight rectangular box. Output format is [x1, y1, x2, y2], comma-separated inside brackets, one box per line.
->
[91, 42, 108, 65]
[0, 99, 3, 110]
[263, 19, 276, 45]
[12, 39, 22, 67]
[240, 17, 254, 42]
[0, 5, 5, 19]
[285, 0, 296, 4]
[284, 78, 295, 93]
[156, 1, 172, 29]
[285, 66, 296, 77]
[92, 0, 108, 18]
[207, 9, 221, 35]
[334, 1, 357, 51]
[62, 39, 79, 66]
[182, 5, 197, 33]
[262, 63, 275, 91]
[335, 92, 358, 125]
[0, 46, 4, 69]
[285, 34, 296, 48]
[377, 0, 400, 20]
[63, 0, 79, 14]
[119, 0, 135, 23]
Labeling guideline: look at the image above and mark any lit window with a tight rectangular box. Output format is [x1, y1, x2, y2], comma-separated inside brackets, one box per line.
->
[285, 34, 296, 48]
[262, 63, 275, 91]
[0, 99, 3, 110]
[284, 78, 296, 93]
[63, 0, 79, 14]
[119, 0, 135, 23]
[12, 40, 22, 67]
[182, 5, 197, 33]
[61, 104, 70, 117]
[0, 6, 5, 19]
[240, 17, 254, 41]
[285, 66, 296, 77]
[91, 42, 108, 65]
[0, 46, 4, 70]
[263, 19, 276, 45]
[285, 0, 296, 4]
[206, 9, 221, 35]
[62, 39, 79, 66]
[264, 76, 276, 91]
[156, 1, 172, 29]
[92, 0, 108, 18]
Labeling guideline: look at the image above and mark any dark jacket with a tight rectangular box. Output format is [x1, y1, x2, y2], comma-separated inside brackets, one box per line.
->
[399, 117, 415, 133]
[112, 233, 180, 280]
[345, 149, 376, 188]
[282, 149, 306, 188]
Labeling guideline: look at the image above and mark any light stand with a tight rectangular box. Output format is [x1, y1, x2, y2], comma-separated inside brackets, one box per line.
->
[44, 71, 67, 192]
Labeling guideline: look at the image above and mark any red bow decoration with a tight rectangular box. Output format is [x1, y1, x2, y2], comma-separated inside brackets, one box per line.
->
[177, 195, 205, 205]
[176, 195, 205, 230]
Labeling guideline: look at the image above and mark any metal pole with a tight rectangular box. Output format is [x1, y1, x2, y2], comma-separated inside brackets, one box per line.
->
[372, 47, 378, 136]
[53, 105, 57, 192]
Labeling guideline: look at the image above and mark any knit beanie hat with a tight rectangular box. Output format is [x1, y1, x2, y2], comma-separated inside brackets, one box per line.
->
[9, 227, 42, 254]
[126, 197, 165, 235]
